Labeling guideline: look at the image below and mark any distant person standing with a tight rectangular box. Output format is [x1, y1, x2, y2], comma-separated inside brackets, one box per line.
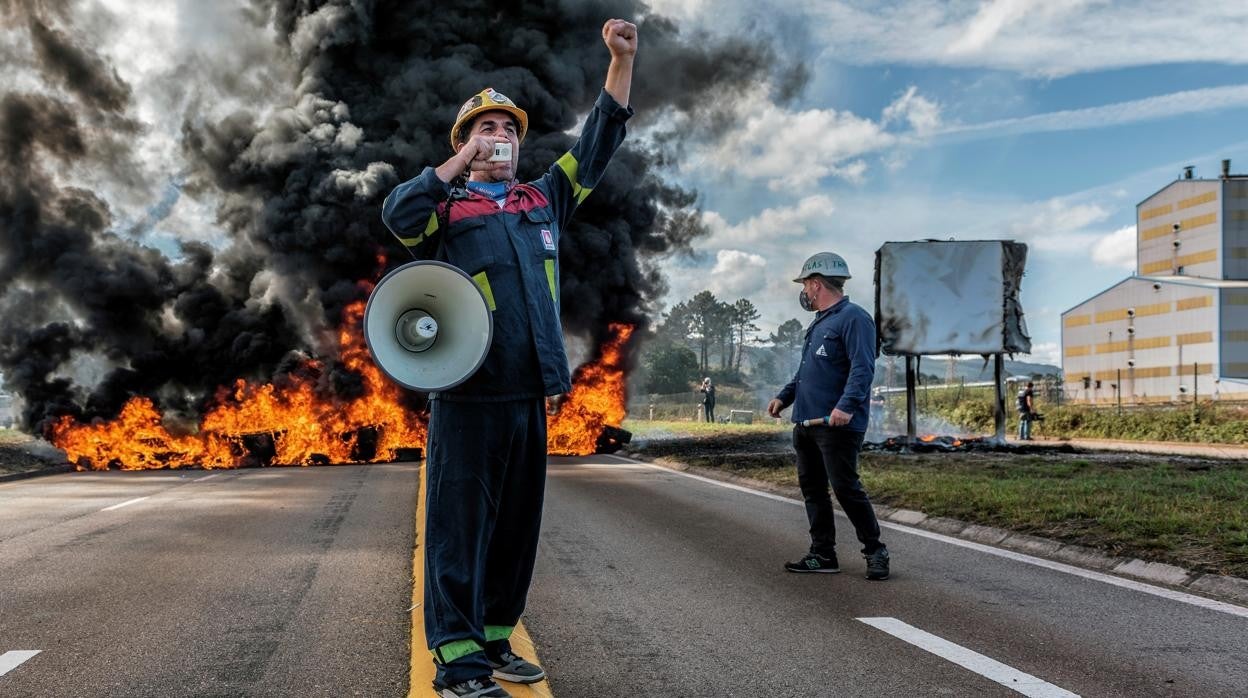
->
[700, 377, 716, 423]
[767, 252, 890, 581]
[1017, 381, 1035, 440]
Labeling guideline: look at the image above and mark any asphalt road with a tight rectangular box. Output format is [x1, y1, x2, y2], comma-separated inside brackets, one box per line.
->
[0, 464, 417, 697]
[5, 456, 1247, 697]
[526, 455, 1248, 697]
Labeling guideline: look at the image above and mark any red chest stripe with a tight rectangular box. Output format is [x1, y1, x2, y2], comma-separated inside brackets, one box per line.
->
[442, 184, 550, 224]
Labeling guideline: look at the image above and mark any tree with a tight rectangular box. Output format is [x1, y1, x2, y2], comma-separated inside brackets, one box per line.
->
[768, 318, 805, 379]
[641, 342, 700, 394]
[730, 298, 761, 372]
[686, 290, 729, 372]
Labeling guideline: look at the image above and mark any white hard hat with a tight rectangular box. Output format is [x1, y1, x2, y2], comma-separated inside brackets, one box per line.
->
[793, 252, 851, 282]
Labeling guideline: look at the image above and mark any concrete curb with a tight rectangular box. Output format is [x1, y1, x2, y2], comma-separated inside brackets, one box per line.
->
[630, 452, 1248, 609]
[0, 464, 74, 483]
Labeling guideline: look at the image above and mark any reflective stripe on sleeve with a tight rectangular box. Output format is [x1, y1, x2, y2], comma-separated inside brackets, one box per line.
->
[555, 152, 594, 205]
[398, 211, 440, 248]
[472, 271, 497, 311]
[544, 259, 557, 300]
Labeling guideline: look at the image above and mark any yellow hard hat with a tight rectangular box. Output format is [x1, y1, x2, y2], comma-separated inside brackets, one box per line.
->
[449, 88, 529, 150]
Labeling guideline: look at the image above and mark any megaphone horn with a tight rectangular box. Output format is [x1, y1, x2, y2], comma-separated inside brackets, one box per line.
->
[364, 261, 493, 392]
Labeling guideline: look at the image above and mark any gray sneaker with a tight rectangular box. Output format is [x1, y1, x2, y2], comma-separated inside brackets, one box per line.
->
[865, 547, 890, 580]
[490, 650, 546, 684]
[436, 677, 511, 698]
[784, 552, 840, 574]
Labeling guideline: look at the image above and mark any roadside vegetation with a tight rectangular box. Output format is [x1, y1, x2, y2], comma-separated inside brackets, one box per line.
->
[884, 385, 1248, 444]
[625, 419, 1248, 578]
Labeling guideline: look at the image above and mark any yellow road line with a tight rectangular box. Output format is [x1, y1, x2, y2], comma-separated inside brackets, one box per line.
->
[410, 463, 554, 697]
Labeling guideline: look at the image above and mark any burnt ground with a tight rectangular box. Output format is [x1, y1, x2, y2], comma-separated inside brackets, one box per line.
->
[629, 429, 1236, 468]
[0, 433, 72, 478]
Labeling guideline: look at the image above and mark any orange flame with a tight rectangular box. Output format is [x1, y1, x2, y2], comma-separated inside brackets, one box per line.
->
[547, 323, 633, 456]
[53, 299, 424, 470]
[50, 302, 633, 469]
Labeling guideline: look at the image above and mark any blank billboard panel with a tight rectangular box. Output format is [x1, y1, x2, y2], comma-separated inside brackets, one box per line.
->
[876, 240, 1031, 356]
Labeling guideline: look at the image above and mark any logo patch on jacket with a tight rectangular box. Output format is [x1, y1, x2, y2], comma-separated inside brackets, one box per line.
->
[541, 229, 555, 250]
[815, 344, 828, 357]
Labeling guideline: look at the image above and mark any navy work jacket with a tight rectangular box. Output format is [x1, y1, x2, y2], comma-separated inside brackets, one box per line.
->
[775, 296, 878, 432]
[381, 90, 632, 400]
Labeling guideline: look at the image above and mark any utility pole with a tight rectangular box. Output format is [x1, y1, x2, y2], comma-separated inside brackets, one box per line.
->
[1116, 368, 1122, 416]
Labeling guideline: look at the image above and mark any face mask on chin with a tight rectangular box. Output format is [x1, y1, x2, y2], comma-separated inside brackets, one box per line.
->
[799, 290, 815, 312]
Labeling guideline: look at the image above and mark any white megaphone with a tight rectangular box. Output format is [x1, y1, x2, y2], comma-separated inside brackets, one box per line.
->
[364, 260, 493, 392]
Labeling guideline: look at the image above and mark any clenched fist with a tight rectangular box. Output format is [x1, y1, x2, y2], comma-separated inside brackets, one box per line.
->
[603, 19, 637, 59]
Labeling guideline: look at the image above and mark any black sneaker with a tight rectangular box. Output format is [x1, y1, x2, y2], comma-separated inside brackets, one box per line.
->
[865, 547, 890, 580]
[434, 677, 511, 698]
[784, 552, 840, 573]
[489, 649, 546, 684]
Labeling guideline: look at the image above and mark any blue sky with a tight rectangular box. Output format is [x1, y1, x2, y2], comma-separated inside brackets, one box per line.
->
[650, 0, 1248, 366]
[24, 1, 1248, 372]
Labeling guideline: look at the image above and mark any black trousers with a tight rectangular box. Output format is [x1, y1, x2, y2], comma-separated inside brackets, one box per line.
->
[425, 398, 547, 685]
[793, 425, 884, 556]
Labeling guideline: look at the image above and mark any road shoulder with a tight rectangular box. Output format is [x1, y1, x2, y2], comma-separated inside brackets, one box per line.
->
[635, 453, 1248, 609]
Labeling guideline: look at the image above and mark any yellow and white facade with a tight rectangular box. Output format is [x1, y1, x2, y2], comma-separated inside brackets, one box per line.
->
[1062, 165, 1248, 403]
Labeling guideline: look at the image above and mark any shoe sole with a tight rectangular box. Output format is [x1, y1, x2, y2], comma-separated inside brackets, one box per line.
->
[785, 567, 841, 574]
[866, 572, 889, 580]
[438, 689, 508, 698]
[493, 670, 546, 684]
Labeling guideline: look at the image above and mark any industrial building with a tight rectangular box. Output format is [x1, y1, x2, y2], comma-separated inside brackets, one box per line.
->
[1062, 159, 1248, 403]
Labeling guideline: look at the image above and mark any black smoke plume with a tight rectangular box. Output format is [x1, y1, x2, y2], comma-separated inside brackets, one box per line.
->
[0, 0, 805, 433]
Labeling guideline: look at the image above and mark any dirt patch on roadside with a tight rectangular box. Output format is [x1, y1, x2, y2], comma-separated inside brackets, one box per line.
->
[0, 433, 71, 478]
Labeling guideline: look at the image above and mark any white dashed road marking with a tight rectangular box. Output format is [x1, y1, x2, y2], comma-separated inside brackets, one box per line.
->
[857, 617, 1079, 697]
[0, 650, 41, 678]
[101, 496, 150, 512]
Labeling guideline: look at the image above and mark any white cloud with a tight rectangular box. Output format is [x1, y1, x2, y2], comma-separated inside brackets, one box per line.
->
[707, 250, 769, 299]
[687, 89, 895, 187]
[653, 0, 1248, 78]
[1007, 199, 1110, 253]
[700, 194, 835, 247]
[1091, 225, 1138, 270]
[945, 0, 1041, 56]
[882, 86, 942, 135]
[938, 84, 1248, 142]
[681, 84, 946, 189]
[1023, 341, 1062, 366]
[807, 1, 1248, 78]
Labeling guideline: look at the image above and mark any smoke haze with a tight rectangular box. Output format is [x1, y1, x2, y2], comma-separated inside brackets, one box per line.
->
[0, 0, 805, 432]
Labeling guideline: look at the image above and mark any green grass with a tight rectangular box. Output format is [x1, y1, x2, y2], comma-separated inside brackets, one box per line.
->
[622, 418, 789, 439]
[855, 454, 1248, 576]
[907, 392, 1248, 444]
[630, 424, 1248, 578]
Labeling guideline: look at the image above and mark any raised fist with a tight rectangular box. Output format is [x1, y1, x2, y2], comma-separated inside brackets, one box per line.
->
[603, 19, 637, 58]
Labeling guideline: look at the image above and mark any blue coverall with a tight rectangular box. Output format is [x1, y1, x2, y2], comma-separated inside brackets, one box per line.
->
[774, 296, 886, 556]
[381, 89, 632, 685]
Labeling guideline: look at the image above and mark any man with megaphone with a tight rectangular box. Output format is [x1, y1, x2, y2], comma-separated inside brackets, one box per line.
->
[381, 18, 638, 698]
